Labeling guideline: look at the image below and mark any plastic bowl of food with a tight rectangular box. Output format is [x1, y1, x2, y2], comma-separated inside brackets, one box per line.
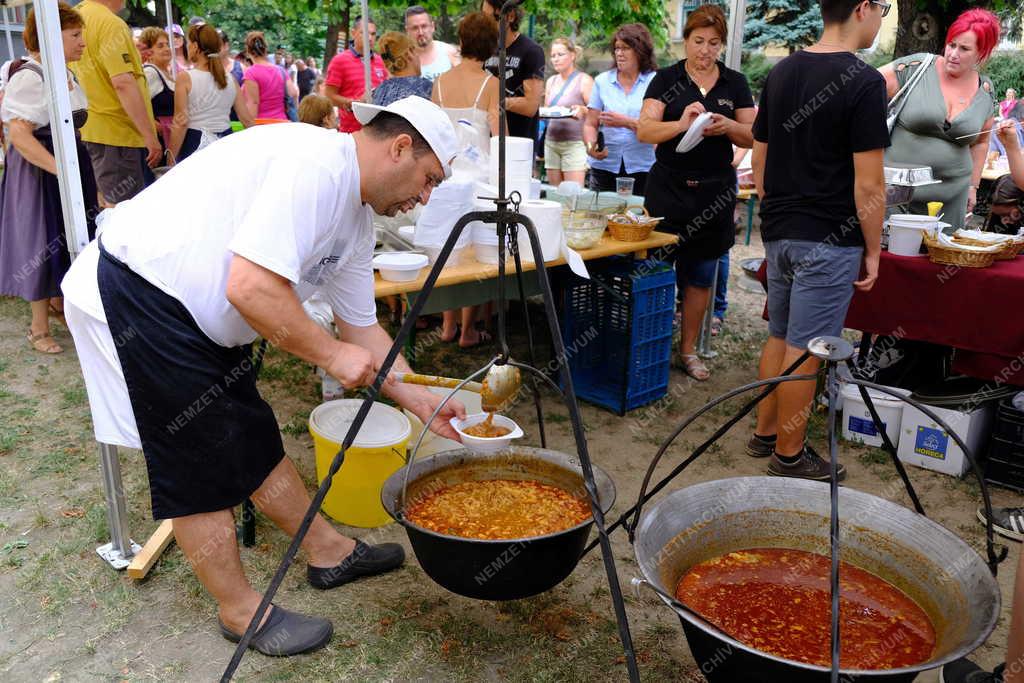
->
[373, 252, 429, 282]
[449, 413, 524, 454]
[563, 210, 606, 250]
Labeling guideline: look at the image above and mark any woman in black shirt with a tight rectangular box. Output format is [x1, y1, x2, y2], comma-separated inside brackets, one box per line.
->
[637, 4, 754, 381]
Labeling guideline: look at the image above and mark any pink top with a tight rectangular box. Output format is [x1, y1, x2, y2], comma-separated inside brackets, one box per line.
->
[242, 63, 287, 120]
[325, 49, 388, 132]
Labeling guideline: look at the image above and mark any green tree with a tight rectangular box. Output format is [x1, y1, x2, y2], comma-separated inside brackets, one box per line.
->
[743, 0, 822, 53]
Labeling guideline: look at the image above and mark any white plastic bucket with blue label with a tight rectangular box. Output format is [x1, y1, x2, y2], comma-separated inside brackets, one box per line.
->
[840, 384, 911, 448]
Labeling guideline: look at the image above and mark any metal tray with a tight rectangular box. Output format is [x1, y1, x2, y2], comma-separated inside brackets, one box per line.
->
[884, 164, 938, 186]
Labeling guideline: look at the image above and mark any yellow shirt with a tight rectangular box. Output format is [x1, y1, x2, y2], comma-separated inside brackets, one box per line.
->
[71, 0, 153, 147]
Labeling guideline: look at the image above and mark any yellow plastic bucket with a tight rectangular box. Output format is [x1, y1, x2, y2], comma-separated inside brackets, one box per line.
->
[309, 399, 411, 527]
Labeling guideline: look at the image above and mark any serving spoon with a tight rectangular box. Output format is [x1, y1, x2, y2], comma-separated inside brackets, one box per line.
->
[391, 364, 522, 412]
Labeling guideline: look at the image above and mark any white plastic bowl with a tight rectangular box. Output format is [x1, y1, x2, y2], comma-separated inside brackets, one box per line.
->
[373, 252, 428, 282]
[449, 413, 524, 454]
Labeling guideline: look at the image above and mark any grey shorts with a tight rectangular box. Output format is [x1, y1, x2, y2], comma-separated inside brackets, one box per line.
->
[84, 142, 147, 204]
[765, 239, 863, 349]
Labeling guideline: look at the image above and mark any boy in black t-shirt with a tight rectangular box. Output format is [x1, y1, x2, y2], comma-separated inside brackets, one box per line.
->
[482, 0, 545, 140]
[746, 0, 889, 481]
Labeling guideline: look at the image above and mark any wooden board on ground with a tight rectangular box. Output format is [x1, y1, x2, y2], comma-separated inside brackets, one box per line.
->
[126, 519, 174, 579]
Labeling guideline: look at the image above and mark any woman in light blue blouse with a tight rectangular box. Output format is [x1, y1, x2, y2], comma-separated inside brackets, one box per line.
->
[582, 23, 657, 195]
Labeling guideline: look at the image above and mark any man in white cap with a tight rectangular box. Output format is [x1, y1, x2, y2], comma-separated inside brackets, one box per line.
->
[61, 97, 465, 655]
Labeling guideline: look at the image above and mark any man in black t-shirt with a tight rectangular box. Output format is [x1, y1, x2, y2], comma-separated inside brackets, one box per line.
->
[481, 0, 545, 141]
[746, 0, 888, 482]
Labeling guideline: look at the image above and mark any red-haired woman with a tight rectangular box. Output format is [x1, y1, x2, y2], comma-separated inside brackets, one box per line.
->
[880, 8, 1000, 228]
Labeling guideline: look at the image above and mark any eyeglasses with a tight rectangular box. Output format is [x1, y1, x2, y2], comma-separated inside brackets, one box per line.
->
[871, 0, 891, 18]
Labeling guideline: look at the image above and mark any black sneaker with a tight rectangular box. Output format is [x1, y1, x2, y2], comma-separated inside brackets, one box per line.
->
[745, 433, 776, 458]
[940, 658, 1004, 683]
[307, 540, 405, 590]
[768, 444, 846, 482]
[977, 506, 1024, 542]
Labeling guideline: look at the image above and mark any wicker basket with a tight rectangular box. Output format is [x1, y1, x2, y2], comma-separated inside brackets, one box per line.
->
[607, 206, 661, 242]
[952, 233, 1024, 261]
[924, 233, 998, 268]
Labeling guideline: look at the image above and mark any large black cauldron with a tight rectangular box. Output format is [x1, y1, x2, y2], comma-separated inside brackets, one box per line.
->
[381, 446, 615, 600]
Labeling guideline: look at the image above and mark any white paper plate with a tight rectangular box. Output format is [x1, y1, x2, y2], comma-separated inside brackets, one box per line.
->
[676, 112, 713, 154]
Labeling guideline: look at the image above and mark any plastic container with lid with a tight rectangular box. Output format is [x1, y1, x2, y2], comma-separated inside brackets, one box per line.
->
[308, 400, 411, 527]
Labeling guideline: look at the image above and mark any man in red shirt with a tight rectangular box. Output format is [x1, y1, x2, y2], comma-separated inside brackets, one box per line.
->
[324, 17, 388, 132]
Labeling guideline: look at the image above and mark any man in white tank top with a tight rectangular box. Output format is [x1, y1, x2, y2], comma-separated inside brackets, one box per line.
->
[405, 5, 460, 81]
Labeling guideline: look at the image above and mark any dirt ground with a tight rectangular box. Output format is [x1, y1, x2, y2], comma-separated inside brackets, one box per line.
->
[0, 232, 1020, 682]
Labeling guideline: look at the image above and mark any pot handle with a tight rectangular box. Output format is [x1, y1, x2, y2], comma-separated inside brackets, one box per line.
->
[630, 577, 699, 620]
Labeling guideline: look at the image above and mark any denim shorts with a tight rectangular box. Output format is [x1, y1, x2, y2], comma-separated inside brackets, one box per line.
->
[675, 254, 719, 290]
[765, 239, 863, 349]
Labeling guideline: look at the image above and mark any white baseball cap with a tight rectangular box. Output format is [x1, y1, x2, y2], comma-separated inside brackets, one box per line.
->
[352, 96, 460, 179]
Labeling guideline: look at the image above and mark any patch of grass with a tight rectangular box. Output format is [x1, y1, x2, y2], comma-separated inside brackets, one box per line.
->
[281, 410, 312, 437]
[0, 424, 22, 455]
[858, 447, 889, 467]
[59, 383, 87, 409]
[544, 413, 570, 424]
[84, 503, 109, 543]
[31, 448, 77, 476]
[0, 469, 19, 505]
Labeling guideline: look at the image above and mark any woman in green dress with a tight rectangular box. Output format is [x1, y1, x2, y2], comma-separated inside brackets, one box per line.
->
[879, 9, 1000, 229]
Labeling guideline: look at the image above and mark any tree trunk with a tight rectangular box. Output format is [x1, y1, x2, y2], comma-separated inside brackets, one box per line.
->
[894, 0, 973, 59]
[126, 3, 158, 27]
[324, 23, 341, 68]
[438, 0, 454, 44]
[323, 1, 350, 68]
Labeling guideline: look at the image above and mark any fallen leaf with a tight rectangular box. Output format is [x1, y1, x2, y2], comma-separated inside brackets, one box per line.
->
[61, 508, 85, 518]
[340, 640, 358, 648]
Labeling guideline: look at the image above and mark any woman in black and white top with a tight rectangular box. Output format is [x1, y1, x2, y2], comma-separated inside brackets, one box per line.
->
[138, 26, 176, 153]
[169, 22, 255, 163]
[0, 3, 97, 354]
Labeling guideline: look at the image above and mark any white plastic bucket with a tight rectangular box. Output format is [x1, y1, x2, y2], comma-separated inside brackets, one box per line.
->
[840, 384, 910, 448]
[887, 214, 937, 256]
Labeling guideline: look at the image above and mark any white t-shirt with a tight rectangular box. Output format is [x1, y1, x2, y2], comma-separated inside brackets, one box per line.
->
[62, 123, 378, 348]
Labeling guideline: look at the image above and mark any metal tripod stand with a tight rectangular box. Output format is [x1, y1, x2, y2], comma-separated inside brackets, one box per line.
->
[220, 2, 641, 679]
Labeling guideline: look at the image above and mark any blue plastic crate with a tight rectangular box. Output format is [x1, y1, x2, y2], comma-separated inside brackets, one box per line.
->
[561, 257, 676, 414]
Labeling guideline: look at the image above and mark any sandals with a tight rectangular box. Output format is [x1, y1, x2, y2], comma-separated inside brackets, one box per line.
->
[679, 353, 710, 381]
[48, 303, 67, 327]
[711, 316, 723, 337]
[28, 329, 62, 354]
[459, 328, 492, 349]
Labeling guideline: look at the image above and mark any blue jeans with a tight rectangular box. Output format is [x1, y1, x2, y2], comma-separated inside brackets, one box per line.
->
[714, 251, 729, 319]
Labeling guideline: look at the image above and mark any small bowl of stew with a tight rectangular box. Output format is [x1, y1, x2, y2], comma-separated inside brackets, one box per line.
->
[450, 413, 524, 454]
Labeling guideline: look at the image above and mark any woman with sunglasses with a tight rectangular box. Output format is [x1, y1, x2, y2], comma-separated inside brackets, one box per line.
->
[878, 8, 999, 229]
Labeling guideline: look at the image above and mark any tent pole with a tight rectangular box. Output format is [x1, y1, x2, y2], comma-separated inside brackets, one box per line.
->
[164, 0, 176, 78]
[3, 7, 15, 62]
[33, 0, 88, 257]
[726, 0, 746, 70]
[33, 0, 138, 570]
[361, 0, 370, 101]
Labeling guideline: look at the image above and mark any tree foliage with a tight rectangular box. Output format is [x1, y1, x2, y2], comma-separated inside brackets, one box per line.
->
[158, 0, 669, 66]
[743, 0, 822, 53]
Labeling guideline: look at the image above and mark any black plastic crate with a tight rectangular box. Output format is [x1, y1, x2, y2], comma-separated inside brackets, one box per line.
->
[994, 398, 1024, 445]
[561, 257, 675, 414]
[984, 435, 1024, 493]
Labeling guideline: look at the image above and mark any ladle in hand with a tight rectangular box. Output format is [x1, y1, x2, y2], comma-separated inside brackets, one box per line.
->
[391, 364, 522, 412]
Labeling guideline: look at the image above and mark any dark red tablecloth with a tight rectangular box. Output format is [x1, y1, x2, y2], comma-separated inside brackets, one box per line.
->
[844, 252, 1024, 385]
